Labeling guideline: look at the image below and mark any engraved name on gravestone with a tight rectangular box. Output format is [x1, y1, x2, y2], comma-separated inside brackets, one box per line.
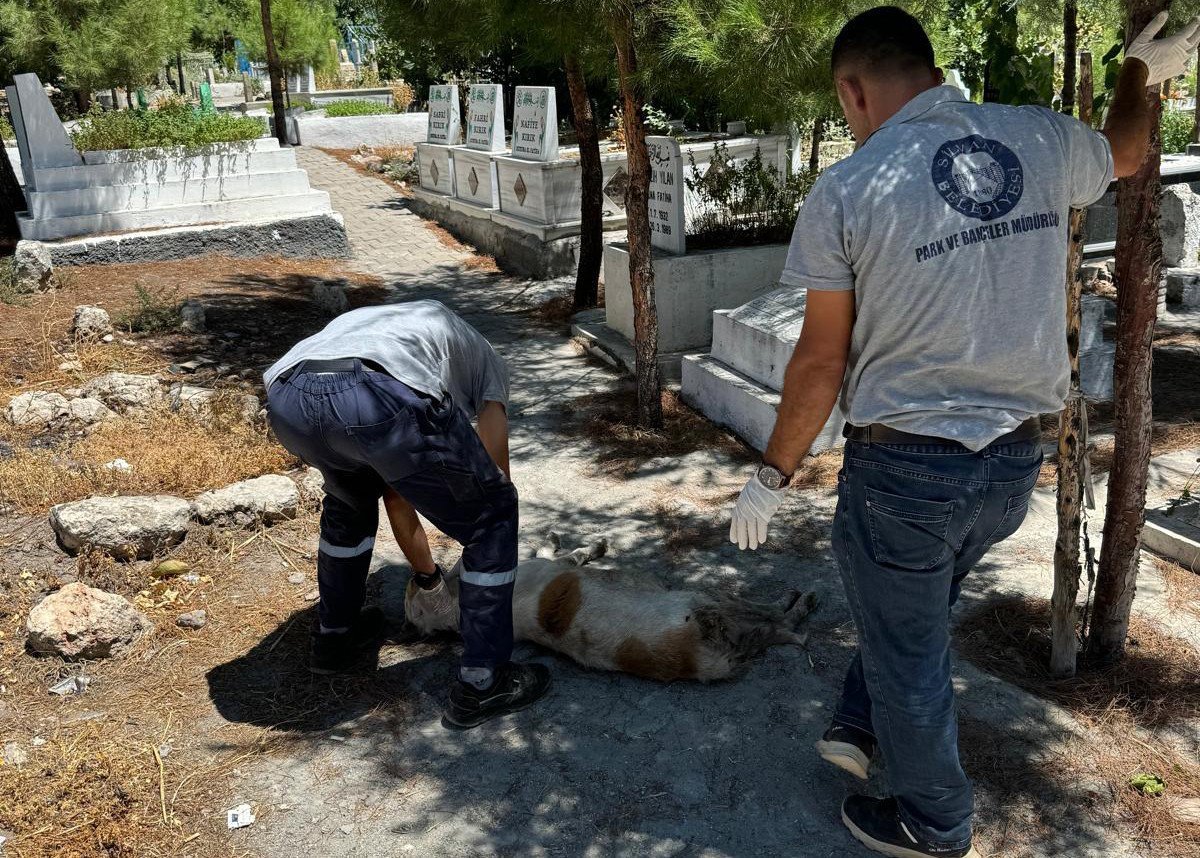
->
[511, 86, 558, 161]
[426, 85, 461, 145]
[647, 135, 686, 254]
[465, 83, 505, 152]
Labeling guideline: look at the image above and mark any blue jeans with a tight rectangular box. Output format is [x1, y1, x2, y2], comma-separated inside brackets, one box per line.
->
[830, 436, 1042, 849]
[267, 362, 518, 670]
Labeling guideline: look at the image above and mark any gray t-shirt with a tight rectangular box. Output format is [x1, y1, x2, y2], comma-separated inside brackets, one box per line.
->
[781, 85, 1114, 450]
[263, 300, 508, 418]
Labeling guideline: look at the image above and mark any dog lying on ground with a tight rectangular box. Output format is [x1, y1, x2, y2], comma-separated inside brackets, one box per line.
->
[404, 533, 817, 682]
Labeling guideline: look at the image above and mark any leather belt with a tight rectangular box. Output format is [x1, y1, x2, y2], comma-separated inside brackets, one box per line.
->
[842, 417, 1042, 447]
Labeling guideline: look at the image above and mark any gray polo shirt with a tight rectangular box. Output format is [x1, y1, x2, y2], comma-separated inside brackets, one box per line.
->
[781, 85, 1114, 450]
[263, 300, 508, 418]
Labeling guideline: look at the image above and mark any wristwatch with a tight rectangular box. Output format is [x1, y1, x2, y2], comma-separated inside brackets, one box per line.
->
[756, 462, 792, 490]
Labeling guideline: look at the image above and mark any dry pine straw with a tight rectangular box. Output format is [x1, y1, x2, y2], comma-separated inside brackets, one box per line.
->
[958, 596, 1200, 856]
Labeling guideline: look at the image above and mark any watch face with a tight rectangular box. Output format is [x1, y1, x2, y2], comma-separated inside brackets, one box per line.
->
[758, 465, 785, 490]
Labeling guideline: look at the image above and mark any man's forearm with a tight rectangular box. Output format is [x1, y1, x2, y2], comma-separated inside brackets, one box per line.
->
[763, 354, 846, 477]
[476, 401, 510, 477]
[1103, 58, 1153, 177]
[383, 488, 437, 574]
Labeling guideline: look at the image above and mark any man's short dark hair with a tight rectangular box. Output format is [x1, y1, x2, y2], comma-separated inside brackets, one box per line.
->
[831, 6, 935, 77]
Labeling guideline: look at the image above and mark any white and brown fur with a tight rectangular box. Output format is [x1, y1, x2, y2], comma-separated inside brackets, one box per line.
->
[405, 533, 818, 682]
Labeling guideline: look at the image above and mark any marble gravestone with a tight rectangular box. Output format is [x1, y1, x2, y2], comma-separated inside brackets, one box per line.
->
[510, 86, 558, 162]
[647, 135, 686, 255]
[6, 74, 84, 191]
[426, 85, 462, 146]
[464, 83, 506, 152]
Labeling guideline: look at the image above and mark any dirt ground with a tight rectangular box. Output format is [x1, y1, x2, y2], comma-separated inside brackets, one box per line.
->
[0, 248, 1198, 858]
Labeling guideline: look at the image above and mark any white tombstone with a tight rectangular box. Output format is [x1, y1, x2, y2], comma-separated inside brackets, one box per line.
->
[510, 86, 558, 161]
[464, 83, 505, 152]
[426, 85, 461, 146]
[6, 74, 83, 191]
[647, 135, 686, 254]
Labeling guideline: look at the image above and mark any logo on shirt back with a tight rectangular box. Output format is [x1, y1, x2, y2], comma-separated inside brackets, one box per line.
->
[931, 135, 1023, 221]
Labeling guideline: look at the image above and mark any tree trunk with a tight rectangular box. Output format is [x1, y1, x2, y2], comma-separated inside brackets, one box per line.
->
[1088, 0, 1165, 666]
[110, 87, 120, 110]
[1062, 0, 1077, 115]
[610, 10, 663, 429]
[176, 52, 186, 96]
[1192, 45, 1200, 143]
[259, 0, 290, 147]
[808, 114, 825, 173]
[564, 53, 602, 311]
[1050, 52, 1093, 678]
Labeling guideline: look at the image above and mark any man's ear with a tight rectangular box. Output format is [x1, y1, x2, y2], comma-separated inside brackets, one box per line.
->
[934, 66, 946, 85]
[835, 76, 866, 115]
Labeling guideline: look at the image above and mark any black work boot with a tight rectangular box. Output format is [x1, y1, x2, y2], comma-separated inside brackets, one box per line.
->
[841, 795, 979, 858]
[442, 662, 551, 729]
[816, 722, 877, 780]
[309, 606, 388, 675]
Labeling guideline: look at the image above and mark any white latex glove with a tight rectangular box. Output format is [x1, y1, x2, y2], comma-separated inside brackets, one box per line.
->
[729, 475, 786, 551]
[1127, 11, 1200, 86]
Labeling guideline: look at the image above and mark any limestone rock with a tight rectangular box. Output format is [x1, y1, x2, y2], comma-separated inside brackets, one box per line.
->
[169, 384, 259, 424]
[80, 373, 163, 413]
[13, 241, 53, 293]
[179, 301, 206, 333]
[72, 305, 114, 341]
[312, 281, 350, 316]
[1160, 184, 1200, 267]
[193, 475, 299, 526]
[176, 609, 207, 629]
[65, 396, 116, 427]
[296, 466, 325, 500]
[5, 391, 69, 427]
[26, 582, 153, 659]
[49, 495, 192, 559]
[1165, 266, 1200, 309]
[3, 742, 29, 766]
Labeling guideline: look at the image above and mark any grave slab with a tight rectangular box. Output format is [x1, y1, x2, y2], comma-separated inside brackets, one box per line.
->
[416, 143, 455, 196]
[1143, 498, 1200, 571]
[450, 147, 500, 209]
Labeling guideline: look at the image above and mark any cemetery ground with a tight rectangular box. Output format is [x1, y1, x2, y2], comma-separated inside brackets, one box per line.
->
[0, 163, 1197, 858]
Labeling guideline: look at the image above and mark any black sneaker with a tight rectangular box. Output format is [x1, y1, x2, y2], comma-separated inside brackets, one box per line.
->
[309, 606, 388, 675]
[841, 796, 979, 858]
[442, 662, 551, 729]
[816, 722, 877, 780]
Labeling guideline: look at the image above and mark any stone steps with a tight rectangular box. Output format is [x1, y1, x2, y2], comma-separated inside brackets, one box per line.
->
[17, 190, 333, 241]
[27, 168, 316, 218]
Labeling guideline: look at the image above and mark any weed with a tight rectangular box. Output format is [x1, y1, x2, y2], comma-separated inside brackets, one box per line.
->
[115, 284, 181, 333]
[71, 97, 265, 152]
[324, 99, 394, 117]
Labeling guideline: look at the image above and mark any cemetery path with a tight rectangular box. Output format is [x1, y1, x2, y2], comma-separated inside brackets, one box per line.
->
[215, 151, 1195, 858]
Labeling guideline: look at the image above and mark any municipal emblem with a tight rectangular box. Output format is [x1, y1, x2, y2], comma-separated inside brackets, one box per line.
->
[931, 135, 1023, 222]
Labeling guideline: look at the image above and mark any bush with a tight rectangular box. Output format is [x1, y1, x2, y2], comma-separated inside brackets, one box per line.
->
[71, 97, 265, 152]
[382, 146, 418, 184]
[0, 114, 13, 142]
[1161, 110, 1194, 155]
[116, 284, 182, 332]
[323, 99, 393, 117]
[684, 143, 815, 250]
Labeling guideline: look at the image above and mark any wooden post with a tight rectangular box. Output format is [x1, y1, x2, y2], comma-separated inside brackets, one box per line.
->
[611, 9, 664, 429]
[1062, 0, 1078, 115]
[1089, 0, 1167, 665]
[1050, 51, 1093, 678]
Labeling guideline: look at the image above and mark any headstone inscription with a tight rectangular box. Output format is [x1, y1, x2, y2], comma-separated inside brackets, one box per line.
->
[511, 86, 558, 162]
[647, 135, 686, 254]
[426, 85, 461, 146]
[465, 83, 505, 152]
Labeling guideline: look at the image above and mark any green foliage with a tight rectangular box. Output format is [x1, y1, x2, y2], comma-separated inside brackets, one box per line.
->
[1129, 773, 1166, 796]
[323, 98, 393, 116]
[382, 147, 418, 183]
[236, 0, 339, 76]
[117, 284, 183, 332]
[685, 142, 815, 250]
[0, 115, 13, 141]
[71, 97, 264, 151]
[1160, 110, 1194, 155]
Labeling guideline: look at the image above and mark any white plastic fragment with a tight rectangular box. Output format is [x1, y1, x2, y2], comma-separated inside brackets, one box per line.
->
[226, 804, 256, 829]
[49, 675, 91, 695]
[102, 458, 133, 473]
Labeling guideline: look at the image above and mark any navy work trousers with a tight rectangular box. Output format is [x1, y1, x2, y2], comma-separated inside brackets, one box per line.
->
[831, 435, 1042, 851]
[267, 361, 518, 670]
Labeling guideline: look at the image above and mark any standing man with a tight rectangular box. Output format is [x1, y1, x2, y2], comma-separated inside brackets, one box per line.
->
[265, 299, 550, 729]
[728, 7, 1193, 856]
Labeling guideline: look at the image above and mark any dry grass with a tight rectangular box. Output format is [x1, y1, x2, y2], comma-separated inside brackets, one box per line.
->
[423, 221, 469, 254]
[1155, 556, 1200, 617]
[562, 386, 753, 479]
[531, 293, 577, 328]
[462, 254, 500, 274]
[958, 596, 1200, 856]
[0, 404, 295, 515]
